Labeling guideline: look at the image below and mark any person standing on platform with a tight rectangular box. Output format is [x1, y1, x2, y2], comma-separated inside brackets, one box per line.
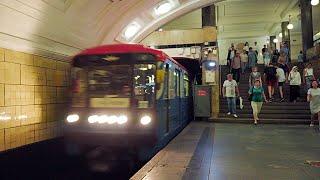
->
[276, 64, 286, 102]
[297, 51, 304, 69]
[223, 74, 240, 118]
[231, 51, 241, 83]
[272, 49, 280, 64]
[303, 63, 315, 94]
[249, 66, 262, 87]
[281, 42, 290, 64]
[248, 80, 268, 125]
[227, 44, 236, 71]
[263, 48, 271, 67]
[307, 80, 320, 129]
[240, 50, 248, 74]
[248, 47, 257, 69]
[288, 66, 301, 103]
[253, 42, 258, 56]
[243, 42, 249, 54]
[264, 63, 277, 102]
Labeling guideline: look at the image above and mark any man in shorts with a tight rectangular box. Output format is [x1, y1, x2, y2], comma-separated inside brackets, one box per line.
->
[276, 64, 286, 102]
[223, 74, 240, 118]
[264, 63, 277, 102]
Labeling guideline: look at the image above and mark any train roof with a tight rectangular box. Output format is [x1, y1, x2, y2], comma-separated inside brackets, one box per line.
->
[74, 44, 187, 72]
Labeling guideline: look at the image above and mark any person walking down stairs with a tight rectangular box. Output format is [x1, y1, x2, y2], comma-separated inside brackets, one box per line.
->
[248, 80, 268, 125]
[288, 66, 302, 103]
[223, 74, 240, 118]
[307, 80, 320, 130]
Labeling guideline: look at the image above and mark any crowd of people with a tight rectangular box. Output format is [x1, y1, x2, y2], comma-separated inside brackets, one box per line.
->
[223, 42, 319, 129]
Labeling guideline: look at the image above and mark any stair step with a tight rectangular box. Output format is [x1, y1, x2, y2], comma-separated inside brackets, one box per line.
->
[220, 109, 309, 114]
[211, 117, 311, 124]
[220, 101, 309, 106]
[219, 105, 309, 110]
[219, 114, 309, 119]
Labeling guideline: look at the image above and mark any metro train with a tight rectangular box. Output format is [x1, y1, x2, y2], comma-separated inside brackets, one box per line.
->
[64, 44, 193, 155]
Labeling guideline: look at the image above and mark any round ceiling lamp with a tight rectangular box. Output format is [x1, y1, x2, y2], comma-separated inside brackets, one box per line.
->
[123, 22, 141, 40]
[287, 23, 294, 30]
[154, 1, 172, 16]
[311, 0, 319, 6]
[279, 33, 283, 37]
[287, 15, 293, 30]
[273, 38, 279, 43]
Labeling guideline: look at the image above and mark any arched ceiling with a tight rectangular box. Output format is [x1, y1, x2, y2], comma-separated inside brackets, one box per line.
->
[0, 0, 218, 59]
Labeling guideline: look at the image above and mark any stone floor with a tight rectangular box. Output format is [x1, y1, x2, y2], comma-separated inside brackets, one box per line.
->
[131, 122, 320, 180]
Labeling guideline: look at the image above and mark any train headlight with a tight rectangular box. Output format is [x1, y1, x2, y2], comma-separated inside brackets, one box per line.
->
[140, 115, 152, 125]
[98, 115, 108, 124]
[66, 114, 79, 123]
[108, 116, 117, 124]
[118, 115, 128, 124]
[88, 115, 99, 124]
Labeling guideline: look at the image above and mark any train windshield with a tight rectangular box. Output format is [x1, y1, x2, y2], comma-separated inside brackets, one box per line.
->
[72, 53, 156, 108]
[88, 65, 132, 97]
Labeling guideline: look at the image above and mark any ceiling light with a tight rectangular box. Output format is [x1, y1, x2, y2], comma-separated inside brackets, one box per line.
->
[154, 1, 172, 16]
[287, 15, 293, 30]
[287, 23, 293, 30]
[311, 0, 319, 6]
[279, 33, 283, 37]
[273, 38, 279, 43]
[123, 22, 141, 40]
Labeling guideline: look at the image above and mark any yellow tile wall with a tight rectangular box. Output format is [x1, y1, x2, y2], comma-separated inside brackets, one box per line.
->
[34, 56, 56, 69]
[0, 129, 4, 151]
[0, 62, 21, 84]
[0, 48, 4, 61]
[5, 49, 34, 65]
[0, 84, 4, 106]
[0, 48, 70, 152]
[21, 65, 46, 85]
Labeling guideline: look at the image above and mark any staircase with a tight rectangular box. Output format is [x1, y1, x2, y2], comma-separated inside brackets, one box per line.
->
[216, 65, 311, 124]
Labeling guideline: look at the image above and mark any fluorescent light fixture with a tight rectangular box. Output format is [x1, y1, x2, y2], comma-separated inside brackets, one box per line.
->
[123, 22, 141, 40]
[311, 0, 319, 6]
[273, 38, 279, 43]
[287, 23, 293, 30]
[279, 33, 283, 37]
[154, 1, 172, 16]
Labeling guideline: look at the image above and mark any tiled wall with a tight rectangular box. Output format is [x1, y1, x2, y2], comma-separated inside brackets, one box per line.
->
[0, 48, 70, 151]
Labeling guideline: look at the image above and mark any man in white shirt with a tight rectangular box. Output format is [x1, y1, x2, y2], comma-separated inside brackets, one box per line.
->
[223, 74, 240, 117]
[276, 65, 286, 102]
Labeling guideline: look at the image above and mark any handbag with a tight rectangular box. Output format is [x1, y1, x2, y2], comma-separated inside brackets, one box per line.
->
[248, 87, 253, 101]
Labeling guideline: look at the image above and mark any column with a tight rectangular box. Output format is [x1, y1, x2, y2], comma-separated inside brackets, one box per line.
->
[299, 0, 314, 55]
[202, 5, 216, 27]
[281, 21, 291, 60]
[270, 36, 276, 50]
[202, 4, 219, 119]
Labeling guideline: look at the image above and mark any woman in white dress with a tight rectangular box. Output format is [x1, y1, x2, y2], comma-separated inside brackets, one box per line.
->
[307, 80, 320, 129]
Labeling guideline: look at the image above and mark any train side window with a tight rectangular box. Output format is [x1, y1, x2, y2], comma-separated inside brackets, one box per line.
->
[184, 74, 189, 97]
[168, 66, 176, 99]
[174, 69, 180, 97]
[156, 62, 166, 100]
[180, 71, 184, 97]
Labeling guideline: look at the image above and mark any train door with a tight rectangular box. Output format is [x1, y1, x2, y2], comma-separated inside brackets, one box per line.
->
[165, 64, 170, 133]
[175, 69, 182, 126]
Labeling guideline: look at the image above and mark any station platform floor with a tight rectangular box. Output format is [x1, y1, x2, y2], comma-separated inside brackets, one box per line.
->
[131, 122, 320, 180]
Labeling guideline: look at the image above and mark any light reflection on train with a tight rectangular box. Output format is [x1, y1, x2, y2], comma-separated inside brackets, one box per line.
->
[64, 44, 193, 158]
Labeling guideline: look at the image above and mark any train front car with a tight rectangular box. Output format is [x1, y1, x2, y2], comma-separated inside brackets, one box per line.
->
[65, 45, 160, 148]
[64, 44, 192, 156]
